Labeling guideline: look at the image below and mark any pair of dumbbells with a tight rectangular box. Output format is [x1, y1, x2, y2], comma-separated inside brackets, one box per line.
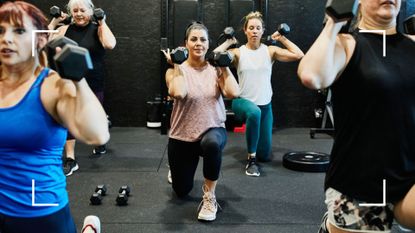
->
[50, 6, 106, 25]
[89, 185, 131, 206]
[169, 47, 233, 67]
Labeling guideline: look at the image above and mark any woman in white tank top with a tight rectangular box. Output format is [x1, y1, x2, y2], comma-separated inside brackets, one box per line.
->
[214, 11, 304, 177]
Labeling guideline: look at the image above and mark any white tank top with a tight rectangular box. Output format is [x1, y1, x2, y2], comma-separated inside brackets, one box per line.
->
[237, 44, 273, 105]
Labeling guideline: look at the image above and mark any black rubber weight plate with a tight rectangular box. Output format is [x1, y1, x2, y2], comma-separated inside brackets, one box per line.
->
[283, 151, 330, 172]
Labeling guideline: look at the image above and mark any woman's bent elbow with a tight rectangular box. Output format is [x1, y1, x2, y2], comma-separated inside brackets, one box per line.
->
[298, 71, 322, 90]
[86, 132, 110, 146]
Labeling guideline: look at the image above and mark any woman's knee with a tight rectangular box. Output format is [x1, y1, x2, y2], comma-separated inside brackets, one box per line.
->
[201, 137, 221, 154]
[394, 185, 415, 229]
[172, 183, 193, 198]
[246, 108, 261, 122]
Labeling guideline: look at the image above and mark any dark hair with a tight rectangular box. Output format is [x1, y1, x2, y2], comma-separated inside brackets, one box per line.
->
[0, 1, 48, 31]
[184, 21, 209, 41]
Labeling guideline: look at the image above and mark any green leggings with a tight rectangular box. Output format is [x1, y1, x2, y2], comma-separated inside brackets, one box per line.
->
[232, 98, 273, 162]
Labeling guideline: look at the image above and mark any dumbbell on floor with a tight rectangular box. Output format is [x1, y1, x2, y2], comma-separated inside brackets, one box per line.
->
[116, 186, 131, 206]
[90, 185, 107, 205]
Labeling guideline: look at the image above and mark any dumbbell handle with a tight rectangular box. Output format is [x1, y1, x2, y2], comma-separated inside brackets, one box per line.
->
[119, 190, 127, 195]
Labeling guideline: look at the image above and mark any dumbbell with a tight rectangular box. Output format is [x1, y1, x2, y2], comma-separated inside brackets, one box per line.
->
[222, 27, 235, 39]
[206, 51, 233, 67]
[276, 23, 290, 36]
[47, 37, 93, 81]
[90, 185, 107, 205]
[50, 6, 72, 25]
[170, 47, 188, 64]
[93, 8, 105, 21]
[404, 15, 415, 35]
[265, 23, 291, 45]
[116, 186, 131, 206]
[217, 27, 237, 48]
[46, 36, 78, 71]
[324, 0, 359, 33]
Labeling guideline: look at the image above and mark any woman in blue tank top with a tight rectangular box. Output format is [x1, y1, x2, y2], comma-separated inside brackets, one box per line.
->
[298, 0, 415, 232]
[215, 12, 304, 177]
[0, 2, 108, 232]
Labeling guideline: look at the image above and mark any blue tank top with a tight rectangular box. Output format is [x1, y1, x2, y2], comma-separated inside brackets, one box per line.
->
[0, 68, 68, 217]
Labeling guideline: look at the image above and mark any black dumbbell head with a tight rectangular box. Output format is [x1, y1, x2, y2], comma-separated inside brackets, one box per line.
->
[215, 52, 233, 67]
[93, 8, 105, 21]
[47, 36, 78, 50]
[325, 0, 359, 22]
[277, 23, 290, 36]
[90, 185, 107, 205]
[116, 186, 130, 206]
[50, 6, 61, 18]
[54, 44, 93, 81]
[170, 47, 188, 64]
[46, 36, 78, 70]
[223, 27, 235, 39]
[95, 185, 107, 195]
[118, 185, 131, 196]
[404, 15, 415, 35]
[62, 16, 72, 25]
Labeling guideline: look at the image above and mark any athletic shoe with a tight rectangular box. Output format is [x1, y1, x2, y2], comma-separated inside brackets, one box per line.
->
[81, 215, 101, 233]
[318, 212, 329, 233]
[167, 169, 172, 184]
[197, 185, 220, 221]
[245, 157, 260, 176]
[63, 158, 79, 176]
[92, 145, 107, 155]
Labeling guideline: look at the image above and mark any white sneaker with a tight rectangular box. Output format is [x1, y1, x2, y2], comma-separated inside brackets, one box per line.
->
[197, 185, 220, 221]
[398, 225, 413, 232]
[81, 215, 101, 233]
[167, 169, 172, 184]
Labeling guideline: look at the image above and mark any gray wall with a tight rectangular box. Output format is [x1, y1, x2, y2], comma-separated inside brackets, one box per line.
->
[25, 0, 413, 127]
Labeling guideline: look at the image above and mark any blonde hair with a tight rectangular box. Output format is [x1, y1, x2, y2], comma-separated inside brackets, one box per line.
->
[243, 11, 264, 30]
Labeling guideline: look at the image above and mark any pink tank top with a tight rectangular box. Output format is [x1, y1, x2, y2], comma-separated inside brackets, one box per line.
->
[169, 63, 226, 142]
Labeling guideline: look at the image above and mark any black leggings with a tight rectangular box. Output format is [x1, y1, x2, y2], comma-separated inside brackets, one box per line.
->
[168, 127, 227, 198]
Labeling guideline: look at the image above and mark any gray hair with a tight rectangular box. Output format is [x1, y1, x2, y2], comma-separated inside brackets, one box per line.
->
[67, 0, 94, 15]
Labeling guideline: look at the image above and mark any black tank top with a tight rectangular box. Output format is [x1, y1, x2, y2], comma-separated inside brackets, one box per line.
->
[326, 31, 415, 203]
[65, 22, 106, 91]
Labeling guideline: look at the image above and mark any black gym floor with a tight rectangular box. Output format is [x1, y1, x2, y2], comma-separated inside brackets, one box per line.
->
[67, 128, 405, 233]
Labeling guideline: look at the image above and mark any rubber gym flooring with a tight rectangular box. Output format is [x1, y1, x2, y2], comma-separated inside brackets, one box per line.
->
[67, 127, 407, 233]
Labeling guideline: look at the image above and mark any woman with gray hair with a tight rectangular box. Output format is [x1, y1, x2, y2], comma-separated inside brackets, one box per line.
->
[49, 0, 116, 176]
